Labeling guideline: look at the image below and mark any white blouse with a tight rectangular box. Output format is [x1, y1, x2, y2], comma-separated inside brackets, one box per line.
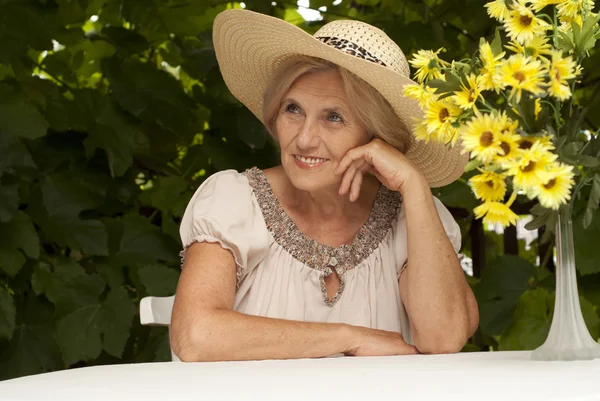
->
[179, 167, 462, 344]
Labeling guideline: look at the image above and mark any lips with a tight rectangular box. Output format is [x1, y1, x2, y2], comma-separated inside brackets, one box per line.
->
[294, 155, 328, 164]
[293, 154, 329, 169]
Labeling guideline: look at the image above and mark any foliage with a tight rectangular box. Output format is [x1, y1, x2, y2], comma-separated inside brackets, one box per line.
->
[405, 0, 600, 230]
[0, 0, 599, 380]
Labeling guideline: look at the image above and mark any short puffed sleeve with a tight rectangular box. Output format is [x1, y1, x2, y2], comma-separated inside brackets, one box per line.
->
[179, 169, 270, 282]
[394, 196, 462, 279]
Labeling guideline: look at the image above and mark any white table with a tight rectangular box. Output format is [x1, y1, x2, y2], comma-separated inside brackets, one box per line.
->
[1, 351, 599, 401]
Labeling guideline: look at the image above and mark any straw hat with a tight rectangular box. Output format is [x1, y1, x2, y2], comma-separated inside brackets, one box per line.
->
[212, 9, 468, 187]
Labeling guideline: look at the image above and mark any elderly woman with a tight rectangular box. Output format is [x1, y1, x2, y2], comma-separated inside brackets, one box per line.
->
[171, 9, 479, 362]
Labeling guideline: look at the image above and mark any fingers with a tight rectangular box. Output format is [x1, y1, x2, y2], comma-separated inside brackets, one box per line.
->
[339, 160, 370, 201]
[334, 147, 366, 176]
[349, 170, 363, 202]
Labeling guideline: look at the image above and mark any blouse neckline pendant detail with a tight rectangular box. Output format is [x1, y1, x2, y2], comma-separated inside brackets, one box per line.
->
[243, 167, 402, 307]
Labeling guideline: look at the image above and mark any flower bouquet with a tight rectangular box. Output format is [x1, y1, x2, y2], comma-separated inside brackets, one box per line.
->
[405, 0, 600, 360]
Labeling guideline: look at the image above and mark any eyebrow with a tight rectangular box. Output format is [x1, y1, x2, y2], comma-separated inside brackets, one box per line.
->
[282, 97, 348, 114]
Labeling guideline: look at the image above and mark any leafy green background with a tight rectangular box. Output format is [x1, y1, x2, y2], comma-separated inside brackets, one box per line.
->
[1, 0, 599, 380]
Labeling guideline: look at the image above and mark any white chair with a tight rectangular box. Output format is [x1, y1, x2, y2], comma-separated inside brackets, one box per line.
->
[139, 295, 180, 361]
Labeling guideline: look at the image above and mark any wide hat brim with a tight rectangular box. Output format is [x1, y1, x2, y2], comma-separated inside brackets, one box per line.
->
[212, 9, 468, 188]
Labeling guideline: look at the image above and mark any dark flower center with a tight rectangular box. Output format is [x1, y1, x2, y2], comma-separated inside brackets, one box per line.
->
[500, 141, 511, 156]
[480, 131, 494, 146]
[439, 108, 450, 122]
[519, 139, 533, 149]
[520, 15, 533, 27]
[522, 161, 536, 172]
[513, 71, 526, 82]
[544, 179, 557, 189]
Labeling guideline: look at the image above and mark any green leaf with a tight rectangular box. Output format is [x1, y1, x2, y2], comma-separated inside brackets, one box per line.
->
[54, 274, 106, 365]
[82, 93, 142, 177]
[31, 258, 86, 304]
[0, 135, 36, 175]
[574, 155, 600, 168]
[0, 248, 26, 277]
[96, 262, 125, 290]
[433, 179, 479, 211]
[0, 184, 19, 222]
[574, 210, 600, 275]
[0, 287, 16, 341]
[54, 274, 134, 364]
[139, 176, 189, 217]
[475, 255, 537, 336]
[138, 263, 179, 296]
[498, 288, 551, 350]
[102, 26, 149, 54]
[30, 198, 109, 256]
[426, 73, 461, 93]
[100, 287, 135, 358]
[41, 174, 106, 217]
[0, 295, 62, 380]
[103, 57, 198, 140]
[114, 215, 179, 265]
[490, 28, 503, 56]
[0, 82, 49, 139]
[0, 212, 40, 259]
[584, 175, 600, 229]
[557, 29, 575, 53]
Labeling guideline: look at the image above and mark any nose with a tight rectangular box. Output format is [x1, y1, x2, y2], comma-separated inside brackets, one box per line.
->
[296, 117, 321, 150]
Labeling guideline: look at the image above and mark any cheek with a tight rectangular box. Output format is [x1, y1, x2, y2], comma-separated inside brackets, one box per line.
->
[275, 115, 298, 148]
[326, 128, 370, 158]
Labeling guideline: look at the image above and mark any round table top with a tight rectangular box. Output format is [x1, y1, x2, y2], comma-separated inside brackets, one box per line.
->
[1, 351, 599, 401]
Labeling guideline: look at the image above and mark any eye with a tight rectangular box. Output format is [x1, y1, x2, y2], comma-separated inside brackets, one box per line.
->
[327, 113, 344, 123]
[284, 103, 300, 114]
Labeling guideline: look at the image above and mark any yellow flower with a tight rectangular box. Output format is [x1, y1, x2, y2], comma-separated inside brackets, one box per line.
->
[557, 0, 595, 20]
[460, 112, 504, 163]
[453, 74, 483, 110]
[409, 48, 450, 83]
[413, 119, 431, 142]
[496, 130, 522, 165]
[500, 54, 546, 102]
[479, 42, 506, 92]
[485, 0, 511, 21]
[528, 0, 568, 12]
[536, 163, 576, 210]
[517, 135, 555, 155]
[534, 98, 542, 118]
[547, 50, 579, 101]
[470, 171, 507, 202]
[504, 2, 551, 44]
[424, 98, 462, 143]
[474, 196, 520, 228]
[505, 147, 557, 189]
[505, 36, 552, 58]
[403, 84, 438, 108]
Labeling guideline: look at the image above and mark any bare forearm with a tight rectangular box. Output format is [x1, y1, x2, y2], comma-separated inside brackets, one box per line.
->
[400, 179, 474, 352]
[172, 309, 354, 361]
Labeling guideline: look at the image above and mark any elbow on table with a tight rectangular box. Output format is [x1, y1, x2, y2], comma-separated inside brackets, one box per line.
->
[170, 319, 217, 362]
[413, 333, 469, 355]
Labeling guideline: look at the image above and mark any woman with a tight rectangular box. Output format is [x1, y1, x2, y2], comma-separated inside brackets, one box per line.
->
[171, 9, 479, 362]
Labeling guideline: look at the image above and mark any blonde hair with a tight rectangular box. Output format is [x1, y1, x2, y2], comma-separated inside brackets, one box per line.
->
[262, 56, 412, 153]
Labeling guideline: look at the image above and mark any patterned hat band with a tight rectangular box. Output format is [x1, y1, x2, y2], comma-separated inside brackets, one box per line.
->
[316, 36, 387, 67]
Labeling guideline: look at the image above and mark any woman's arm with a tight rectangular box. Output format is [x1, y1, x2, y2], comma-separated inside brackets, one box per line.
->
[399, 175, 479, 354]
[171, 241, 418, 361]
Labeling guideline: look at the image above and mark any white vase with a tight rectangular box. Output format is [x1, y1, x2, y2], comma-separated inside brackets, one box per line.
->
[531, 204, 600, 360]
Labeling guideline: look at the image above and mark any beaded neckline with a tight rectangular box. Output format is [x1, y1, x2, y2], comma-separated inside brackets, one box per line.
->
[243, 167, 402, 276]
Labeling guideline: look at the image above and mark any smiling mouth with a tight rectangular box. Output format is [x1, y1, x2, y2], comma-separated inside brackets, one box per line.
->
[294, 155, 328, 165]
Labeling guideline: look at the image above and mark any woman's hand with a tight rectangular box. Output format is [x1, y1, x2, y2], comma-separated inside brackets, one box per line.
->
[334, 138, 426, 201]
[344, 326, 419, 357]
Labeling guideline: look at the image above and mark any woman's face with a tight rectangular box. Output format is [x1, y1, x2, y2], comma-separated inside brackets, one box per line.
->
[275, 70, 371, 192]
